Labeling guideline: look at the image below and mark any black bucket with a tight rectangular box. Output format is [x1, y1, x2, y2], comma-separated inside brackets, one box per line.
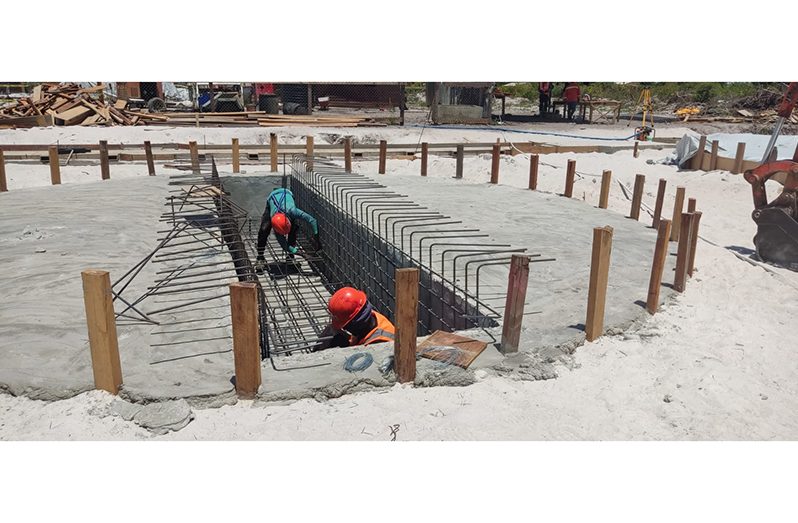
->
[258, 94, 280, 114]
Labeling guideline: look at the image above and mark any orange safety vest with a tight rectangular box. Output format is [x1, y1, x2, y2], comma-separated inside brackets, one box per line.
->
[351, 311, 396, 346]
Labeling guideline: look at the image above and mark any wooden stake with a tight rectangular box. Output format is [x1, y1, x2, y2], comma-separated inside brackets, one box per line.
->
[564, 159, 576, 197]
[793, 141, 798, 162]
[99, 140, 110, 180]
[633, 140, 639, 158]
[229, 282, 262, 399]
[81, 270, 122, 394]
[670, 186, 686, 242]
[189, 141, 200, 174]
[455, 144, 464, 179]
[420, 142, 428, 177]
[500, 254, 530, 354]
[144, 141, 156, 176]
[599, 169, 611, 209]
[732, 142, 746, 174]
[270, 133, 278, 173]
[48, 145, 61, 185]
[687, 198, 696, 213]
[378, 140, 387, 174]
[768, 147, 778, 163]
[490, 143, 500, 184]
[674, 212, 695, 292]
[306, 135, 314, 171]
[630, 173, 645, 220]
[688, 211, 702, 277]
[344, 137, 352, 173]
[646, 219, 672, 315]
[585, 226, 613, 342]
[232, 138, 240, 174]
[0, 148, 7, 192]
[394, 268, 419, 384]
[709, 139, 719, 170]
[652, 178, 667, 228]
[691, 135, 707, 170]
[528, 154, 539, 190]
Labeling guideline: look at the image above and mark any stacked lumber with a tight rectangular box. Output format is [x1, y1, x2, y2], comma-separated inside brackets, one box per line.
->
[256, 114, 369, 127]
[0, 83, 164, 128]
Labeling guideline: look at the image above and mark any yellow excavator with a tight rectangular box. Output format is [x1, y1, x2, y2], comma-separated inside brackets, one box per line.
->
[743, 82, 798, 269]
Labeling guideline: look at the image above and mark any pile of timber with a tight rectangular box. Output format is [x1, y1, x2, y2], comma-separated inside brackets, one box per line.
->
[0, 83, 166, 128]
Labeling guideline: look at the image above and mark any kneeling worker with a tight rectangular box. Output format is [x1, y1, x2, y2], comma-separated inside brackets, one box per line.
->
[256, 187, 321, 271]
[315, 287, 395, 350]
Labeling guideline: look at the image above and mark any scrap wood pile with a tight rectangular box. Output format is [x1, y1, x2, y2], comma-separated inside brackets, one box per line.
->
[0, 83, 165, 128]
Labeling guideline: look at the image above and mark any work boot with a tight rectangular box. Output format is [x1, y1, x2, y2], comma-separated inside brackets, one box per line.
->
[255, 255, 266, 274]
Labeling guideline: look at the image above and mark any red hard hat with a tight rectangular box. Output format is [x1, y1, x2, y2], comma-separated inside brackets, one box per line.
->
[328, 287, 367, 330]
[271, 213, 291, 235]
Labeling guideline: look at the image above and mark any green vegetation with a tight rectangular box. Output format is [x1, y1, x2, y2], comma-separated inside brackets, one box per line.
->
[496, 82, 785, 112]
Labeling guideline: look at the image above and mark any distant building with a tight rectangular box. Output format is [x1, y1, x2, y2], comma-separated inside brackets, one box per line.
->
[426, 82, 493, 124]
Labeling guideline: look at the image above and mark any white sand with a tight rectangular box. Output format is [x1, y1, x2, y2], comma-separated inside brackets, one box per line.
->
[1, 123, 797, 440]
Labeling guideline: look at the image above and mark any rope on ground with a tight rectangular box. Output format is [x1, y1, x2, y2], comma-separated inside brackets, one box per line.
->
[343, 352, 373, 372]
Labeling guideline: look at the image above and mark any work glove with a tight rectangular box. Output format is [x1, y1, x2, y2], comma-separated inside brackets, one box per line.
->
[311, 234, 322, 253]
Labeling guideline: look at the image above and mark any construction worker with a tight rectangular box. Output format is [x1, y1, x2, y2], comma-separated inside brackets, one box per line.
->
[538, 82, 552, 116]
[562, 82, 581, 121]
[314, 287, 395, 350]
[256, 187, 321, 271]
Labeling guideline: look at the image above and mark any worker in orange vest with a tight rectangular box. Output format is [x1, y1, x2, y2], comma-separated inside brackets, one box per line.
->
[315, 287, 395, 350]
[562, 82, 581, 121]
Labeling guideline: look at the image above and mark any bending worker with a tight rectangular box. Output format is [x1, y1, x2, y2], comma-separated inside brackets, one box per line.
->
[314, 287, 395, 350]
[256, 187, 321, 270]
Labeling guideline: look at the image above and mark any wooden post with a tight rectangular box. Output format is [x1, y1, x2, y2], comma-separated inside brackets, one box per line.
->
[394, 268, 419, 384]
[231, 138, 240, 174]
[455, 144, 464, 179]
[490, 143, 500, 184]
[646, 219, 672, 315]
[528, 154, 539, 190]
[229, 282, 262, 399]
[709, 139, 719, 170]
[633, 140, 639, 158]
[144, 141, 156, 176]
[500, 254, 530, 354]
[399, 83, 406, 126]
[344, 137, 352, 173]
[688, 211, 702, 277]
[48, 145, 61, 185]
[687, 198, 697, 213]
[732, 142, 746, 174]
[585, 226, 613, 342]
[652, 178, 667, 228]
[378, 140, 387, 174]
[793, 141, 798, 162]
[564, 159, 576, 197]
[691, 135, 707, 170]
[768, 147, 778, 164]
[674, 213, 695, 292]
[81, 270, 122, 394]
[420, 142, 428, 177]
[598, 169, 611, 209]
[306, 135, 314, 171]
[99, 140, 110, 180]
[0, 148, 7, 192]
[270, 133, 278, 173]
[630, 173, 645, 220]
[670, 186, 686, 242]
[189, 141, 200, 173]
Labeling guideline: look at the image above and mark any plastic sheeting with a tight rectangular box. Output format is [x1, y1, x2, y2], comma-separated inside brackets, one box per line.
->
[673, 132, 798, 167]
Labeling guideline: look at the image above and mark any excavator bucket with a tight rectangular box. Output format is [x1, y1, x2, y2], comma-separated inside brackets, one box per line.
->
[752, 207, 798, 269]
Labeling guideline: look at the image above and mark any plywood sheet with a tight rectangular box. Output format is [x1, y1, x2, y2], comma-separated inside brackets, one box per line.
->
[416, 330, 488, 369]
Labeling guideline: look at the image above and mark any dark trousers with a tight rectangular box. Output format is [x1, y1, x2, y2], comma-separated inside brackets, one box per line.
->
[566, 102, 577, 120]
[539, 93, 550, 115]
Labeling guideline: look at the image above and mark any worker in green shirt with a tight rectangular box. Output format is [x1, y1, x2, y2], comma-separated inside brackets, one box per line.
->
[256, 187, 321, 271]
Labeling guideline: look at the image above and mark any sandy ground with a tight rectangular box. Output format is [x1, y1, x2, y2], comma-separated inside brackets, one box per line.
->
[1, 123, 797, 440]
